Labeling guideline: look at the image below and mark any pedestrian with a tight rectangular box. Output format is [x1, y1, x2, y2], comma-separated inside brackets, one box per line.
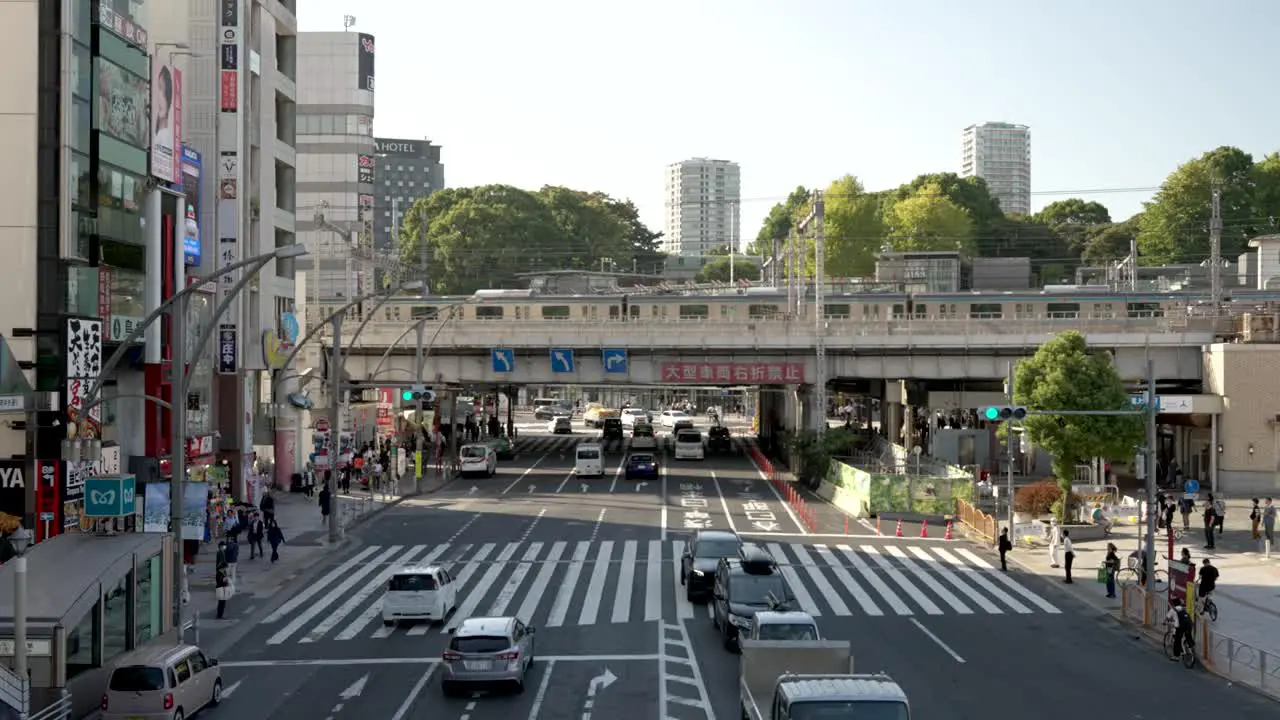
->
[1048, 518, 1061, 569]
[1249, 498, 1261, 540]
[266, 519, 285, 563]
[1104, 542, 1120, 598]
[224, 535, 240, 585]
[1203, 496, 1218, 550]
[214, 543, 232, 619]
[319, 485, 331, 524]
[997, 528, 1012, 571]
[247, 512, 265, 559]
[1163, 499, 1176, 532]
[1062, 529, 1075, 583]
[1262, 497, 1276, 552]
[1180, 495, 1194, 531]
[260, 490, 276, 525]
[1212, 494, 1227, 536]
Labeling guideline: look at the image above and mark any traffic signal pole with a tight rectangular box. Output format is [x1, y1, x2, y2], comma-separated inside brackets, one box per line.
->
[1006, 363, 1016, 536]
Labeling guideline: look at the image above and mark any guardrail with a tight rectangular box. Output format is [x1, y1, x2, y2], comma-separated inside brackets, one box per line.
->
[28, 690, 72, 720]
[743, 440, 817, 532]
[1203, 629, 1280, 700]
[955, 497, 998, 545]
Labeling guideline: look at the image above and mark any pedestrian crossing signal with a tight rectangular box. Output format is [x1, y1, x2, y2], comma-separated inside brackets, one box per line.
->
[982, 406, 1027, 422]
[402, 386, 436, 403]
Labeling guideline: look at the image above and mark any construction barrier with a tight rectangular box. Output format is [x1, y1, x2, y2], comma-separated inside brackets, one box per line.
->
[955, 497, 998, 545]
[745, 440, 817, 532]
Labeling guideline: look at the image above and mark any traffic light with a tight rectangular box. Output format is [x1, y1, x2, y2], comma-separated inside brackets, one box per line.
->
[402, 385, 436, 404]
[982, 406, 1027, 422]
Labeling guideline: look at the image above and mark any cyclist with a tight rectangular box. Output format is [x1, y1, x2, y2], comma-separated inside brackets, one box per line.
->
[1197, 558, 1219, 611]
[1166, 598, 1194, 661]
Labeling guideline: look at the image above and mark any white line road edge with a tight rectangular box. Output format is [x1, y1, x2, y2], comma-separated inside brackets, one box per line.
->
[659, 462, 669, 541]
[222, 654, 661, 668]
[390, 664, 437, 720]
[527, 658, 557, 720]
[607, 453, 627, 493]
[501, 452, 552, 494]
[711, 471, 739, 533]
[909, 618, 966, 663]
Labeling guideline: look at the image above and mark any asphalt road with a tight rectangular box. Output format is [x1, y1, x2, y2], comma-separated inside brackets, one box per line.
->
[202, 419, 1277, 719]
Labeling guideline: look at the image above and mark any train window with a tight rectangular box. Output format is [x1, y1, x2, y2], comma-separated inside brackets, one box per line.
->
[1014, 303, 1035, 320]
[679, 304, 709, 319]
[1127, 302, 1164, 318]
[913, 304, 927, 319]
[608, 305, 620, 319]
[541, 305, 571, 320]
[630, 304, 641, 318]
[748, 304, 780, 319]
[1091, 303, 1115, 319]
[409, 306, 438, 320]
[825, 303, 850, 318]
[720, 304, 734, 318]
[1046, 303, 1079, 319]
[861, 304, 880, 321]
[393, 306, 402, 321]
[891, 303, 906, 320]
[969, 303, 1002, 319]
[383, 308, 395, 321]
[476, 306, 504, 320]
[515, 306, 523, 320]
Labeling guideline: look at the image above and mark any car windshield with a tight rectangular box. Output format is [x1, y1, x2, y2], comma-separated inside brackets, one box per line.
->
[695, 539, 741, 558]
[633, 426, 653, 437]
[756, 623, 819, 641]
[711, 427, 730, 437]
[729, 574, 790, 605]
[788, 701, 910, 720]
[677, 432, 702, 443]
[629, 454, 654, 464]
[460, 447, 487, 459]
[389, 574, 439, 591]
[109, 666, 167, 692]
[578, 448, 601, 460]
[449, 635, 513, 654]
[670, 412, 689, 418]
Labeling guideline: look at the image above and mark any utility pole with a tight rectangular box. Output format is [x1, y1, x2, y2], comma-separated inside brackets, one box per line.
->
[796, 190, 826, 433]
[1005, 362, 1016, 534]
[413, 321, 426, 493]
[1143, 360, 1159, 597]
[1209, 184, 1223, 314]
[327, 315, 343, 544]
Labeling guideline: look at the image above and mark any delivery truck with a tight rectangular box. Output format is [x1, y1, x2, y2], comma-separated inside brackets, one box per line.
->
[739, 639, 910, 719]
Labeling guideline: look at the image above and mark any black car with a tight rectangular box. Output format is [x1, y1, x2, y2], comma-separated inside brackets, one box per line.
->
[601, 418, 624, 441]
[707, 425, 732, 453]
[712, 545, 795, 651]
[680, 530, 742, 601]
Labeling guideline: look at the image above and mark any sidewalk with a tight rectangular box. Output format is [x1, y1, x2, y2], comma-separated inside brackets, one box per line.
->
[181, 471, 450, 654]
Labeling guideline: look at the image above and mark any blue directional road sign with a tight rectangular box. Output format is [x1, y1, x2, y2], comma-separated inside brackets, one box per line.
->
[550, 348, 575, 373]
[602, 348, 628, 374]
[491, 348, 514, 373]
[1184, 479, 1200, 494]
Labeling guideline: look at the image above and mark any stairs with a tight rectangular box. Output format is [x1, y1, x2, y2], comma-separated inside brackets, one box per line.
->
[0, 663, 27, 717]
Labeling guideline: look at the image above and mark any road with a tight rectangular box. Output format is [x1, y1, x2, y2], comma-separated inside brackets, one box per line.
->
[204, 416, 1277, 719]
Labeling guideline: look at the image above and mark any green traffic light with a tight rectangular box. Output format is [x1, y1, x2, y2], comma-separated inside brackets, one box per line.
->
[401, 390, 414, 401]
[983, 407, 1000, 421]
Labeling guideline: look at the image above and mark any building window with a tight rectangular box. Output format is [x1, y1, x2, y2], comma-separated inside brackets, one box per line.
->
[103, 572, 132, 660]
[65, 601, 101, 680]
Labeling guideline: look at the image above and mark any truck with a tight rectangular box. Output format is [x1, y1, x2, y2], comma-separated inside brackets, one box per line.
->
[739, 639, 910, 720]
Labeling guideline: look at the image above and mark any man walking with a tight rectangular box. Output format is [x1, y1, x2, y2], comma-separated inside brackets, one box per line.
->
[1262, 497, 1276, 556]
[1062, 529, 1075, 583]
[998, 528, 1012, 571]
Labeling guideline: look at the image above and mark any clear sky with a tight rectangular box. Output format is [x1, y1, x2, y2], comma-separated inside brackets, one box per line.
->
[299, 0, 1279, 245]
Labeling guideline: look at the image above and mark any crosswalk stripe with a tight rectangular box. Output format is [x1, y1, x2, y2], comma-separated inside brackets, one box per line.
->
[262, 545, 382, 624]
[302, 545, 430, 643]
[644, 539, 663, 622]
[835, 544, 912, 615]
[672, 540, 694, 619]
[766, 543, 822, 616]
[547, 542, 590, 627]
[517, 541, 565, 623]
[268, 545, 405, 645]
[398, 543, 494, 637]
[334, 545, 452, 640]
[813, 544, 883, 616]
[908, 546, 1002, 614]
[861, 545, 943, 615]
[487, 543, 542, 617]
[443, 542, 522, 633]
[578, 541, 615, 626]
[789, 545, 851, 616]
[887, 545, 971, 614]
[954, 548, 1061, 614]
[612, 541, 639, 623]
[930, 547, 1030, 614]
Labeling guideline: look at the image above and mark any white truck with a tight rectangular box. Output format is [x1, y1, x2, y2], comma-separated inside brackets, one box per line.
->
[739, 639, 910, 720]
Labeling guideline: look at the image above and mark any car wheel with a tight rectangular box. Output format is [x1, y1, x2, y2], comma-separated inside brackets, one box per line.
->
[173, 710, 185, 720]
[210, 678, 223, 706]
[513, 677, 526, 694]
[686, 584, 698, 602]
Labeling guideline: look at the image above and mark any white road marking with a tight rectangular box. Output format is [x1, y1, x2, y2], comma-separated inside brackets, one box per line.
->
[547, 542, 591, 627]
[659, 463, 669, 541]
[765, 543, 821, 615]
[908, 546, 1002, 614]
[389, 665, 437, 720]
[834, 544, 912, 615]
[487, 543, 542, 617]
[886, 545, 971, 614]
[910, 618, 966, 663]
[501, 453, 551, 494]
[813, 544, 882, 616]
[746, 450, 808, 535]
[334, 544, 452, 638]
[268, 546, 404, 644]
[262, 546, 381, 624]
[611, 540, 638, 623]
[517, 541, 566, 623]
[221, 679, 242, 700]
[644, 539, 663, 622]
[672, 540, 694, 619]
[527, 658, 557, 720]
[861, 545, 942, 615]
[954, 548, 1061, 613]
[555, 470, 574, 493]
[223, 654, 660, 668]
[302, 545, 430, 643]
[711, 471, 738, 533]
[788, 544, 851, 615]
[578, 541, 615, 626]
[931, 546, 1031, 613]
[443, 542, 522, 633]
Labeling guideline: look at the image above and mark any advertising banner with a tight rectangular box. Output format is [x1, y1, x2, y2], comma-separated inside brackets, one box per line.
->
[358, 33, 375, 91]
[180, 146, 202, 265]
[97, 59, 149, 147]
[150, 62, 182, 182]
[358, 154, 375, 184]
[142, 481, 210, 538]
[218, 0, 242, 372]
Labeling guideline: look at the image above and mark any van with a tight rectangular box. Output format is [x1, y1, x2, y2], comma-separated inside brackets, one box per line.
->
[382, 565, 459, 626]
[575, 442, 605, 477]
[674, 429, 705, 460]
[101, 644, 223, 719]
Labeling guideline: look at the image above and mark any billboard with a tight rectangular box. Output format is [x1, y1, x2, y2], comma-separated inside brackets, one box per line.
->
[180, 146, 202, 265]
[150, 62, 182, 182]
[97, 59, 149, 147]
[358, 154, 375, 184]
[358, 33, 375, 91]
[374, 138, 422, 156]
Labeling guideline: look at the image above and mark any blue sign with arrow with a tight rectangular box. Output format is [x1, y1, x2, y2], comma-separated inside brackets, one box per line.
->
[1184, 479, 1200, 494]
[602, 349, 628, 374]
[550, 348, 575, 373]
[491, 348, 514, 373]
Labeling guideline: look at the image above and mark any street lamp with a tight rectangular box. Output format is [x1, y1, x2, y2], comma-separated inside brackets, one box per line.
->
[71, 243, 309, 642]
[9, 526, 32, 692]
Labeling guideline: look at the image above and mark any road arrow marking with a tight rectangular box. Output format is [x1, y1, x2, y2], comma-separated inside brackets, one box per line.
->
[469, 486, 478, 495]
[340, 673, 369, 700]
[635, 482, 647, 492]
[581, 483, 589, 492]
[221, 680, 243, 700]
[582, 667, 619, 718]
[528, 484, 536, 493]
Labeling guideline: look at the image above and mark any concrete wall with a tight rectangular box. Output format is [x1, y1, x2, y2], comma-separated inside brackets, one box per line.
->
[1204, 343, 1280, 494]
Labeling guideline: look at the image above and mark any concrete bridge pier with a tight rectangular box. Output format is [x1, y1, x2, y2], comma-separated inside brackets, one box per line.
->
[883, 380, 906, 445]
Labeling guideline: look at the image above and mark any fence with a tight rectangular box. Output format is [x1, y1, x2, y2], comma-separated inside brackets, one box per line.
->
[955, 497, 998, 545]
[28, 690, 72, 720]
[0, 664, 24, 717]
[745, 440, 817, 532]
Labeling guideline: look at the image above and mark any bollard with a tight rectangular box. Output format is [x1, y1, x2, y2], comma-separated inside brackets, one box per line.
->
[877, 516, 882, 535]
[895, 519, 904, 537]
[944, 520, 953, 540]
[920, 520, 929, 538]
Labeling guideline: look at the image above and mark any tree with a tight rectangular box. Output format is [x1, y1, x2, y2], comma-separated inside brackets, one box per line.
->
[1034, 198, 1112, 227]
[1081, 216, 1141, 265]
[1014, 331, 1143, 521]
[1137, 146, 1262, 265]
[891, 173, 1005, 234]
[883, 182, 976, 254]
[747, 186, 809, 257]
[821, 175, 886, 277]
[696, 255, 759, 283]
[607, 197, 667, 274]
[1254, 152, 1280, 232]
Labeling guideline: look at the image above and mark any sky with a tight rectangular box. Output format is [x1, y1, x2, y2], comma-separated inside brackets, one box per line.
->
[298, 0, 1280, 247]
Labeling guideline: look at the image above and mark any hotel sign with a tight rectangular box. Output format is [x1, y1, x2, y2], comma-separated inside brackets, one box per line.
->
[374, 138, 421, 156]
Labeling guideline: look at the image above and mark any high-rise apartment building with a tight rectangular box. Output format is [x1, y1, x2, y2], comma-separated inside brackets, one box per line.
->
[663, 158, 741, 256]
[295, 31, 383, 304]
[374, 137, 445, 252]
[961, 122, 1031, 216]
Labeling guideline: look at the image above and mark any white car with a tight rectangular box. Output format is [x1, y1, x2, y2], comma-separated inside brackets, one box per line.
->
[459, 443, 497, 477]
[548, 416, 573, 434]
[673, 429, 705, 460]
[621, 408, 652, 427]
[629, 422, 658, 450]
[660, 410, 693, 429]
[382, 565, 458, 626]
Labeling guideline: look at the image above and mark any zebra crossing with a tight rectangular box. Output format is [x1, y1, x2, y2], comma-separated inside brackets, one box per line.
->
[258, 539, 1061, 645]
[513, 435, 624, 454]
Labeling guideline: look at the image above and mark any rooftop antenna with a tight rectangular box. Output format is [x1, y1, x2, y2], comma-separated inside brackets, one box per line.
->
[343, 15, 357, 30]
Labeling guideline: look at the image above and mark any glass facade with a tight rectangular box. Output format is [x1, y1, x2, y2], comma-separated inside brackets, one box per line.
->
[135, 554, 161, 646]
[65, 601, 100, 680]
[103, 571, 131, 662]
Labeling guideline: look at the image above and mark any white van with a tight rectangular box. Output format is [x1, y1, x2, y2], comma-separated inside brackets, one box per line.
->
[575, 442, 605, 477]
[673, 430, 705, 460]
[382, 565, 458, 626]
[459, 443, 497, 477]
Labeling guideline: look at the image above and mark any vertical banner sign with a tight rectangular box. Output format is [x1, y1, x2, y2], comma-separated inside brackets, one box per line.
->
[180, 146, 202, 266]
[358, 33, 376, 92]
[357, 154, 375, 184]
[218, 0, 242, 374]
[63, 318, 103, 532]
[149, 63, 183, 183]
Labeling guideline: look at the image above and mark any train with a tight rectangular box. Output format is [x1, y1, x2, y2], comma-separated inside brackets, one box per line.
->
[310, 286, 1280, 327]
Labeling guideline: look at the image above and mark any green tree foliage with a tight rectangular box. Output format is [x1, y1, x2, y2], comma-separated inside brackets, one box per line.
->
[1013, 331, 1143, 520]
[1080, 216, 1142, 265]
[1034, 198, 1112, 227]
[821, 175, 885, 277]
[696, 254, 759, 283]
[890, 173, 1005, 228]
[883, 182, 976, 254]
[398, 184, 665, 294]
[746, 186, 809, 257]
[1137, 146, 1270, 265]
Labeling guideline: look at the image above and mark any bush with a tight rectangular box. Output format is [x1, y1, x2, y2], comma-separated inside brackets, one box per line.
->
[1014, 481, 1061, 516]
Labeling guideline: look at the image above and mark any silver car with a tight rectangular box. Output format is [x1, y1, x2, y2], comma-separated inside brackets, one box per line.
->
[441, 616, 537, 696]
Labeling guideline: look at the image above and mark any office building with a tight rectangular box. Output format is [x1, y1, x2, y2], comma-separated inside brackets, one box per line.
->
[296, 30, 384, 303]
[663, 158, 741, 256]
[961, 122, 1032, 216]
[374, 137, 445, 252]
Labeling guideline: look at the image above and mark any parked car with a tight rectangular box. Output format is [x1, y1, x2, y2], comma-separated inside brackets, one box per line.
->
[101, 644, 223, 720]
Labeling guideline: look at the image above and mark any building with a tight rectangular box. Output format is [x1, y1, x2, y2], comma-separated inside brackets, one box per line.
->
[961, 122, 1031, 216]
[374, 137, 445, 254]
[151, 0, 301, 498]
[663, 158, 741, 256]
[296, 31, 382, 303]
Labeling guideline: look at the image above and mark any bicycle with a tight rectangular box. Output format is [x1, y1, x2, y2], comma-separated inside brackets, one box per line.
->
[1163, 620, 1197, 669]
[1116, 556, 1168, 589]
[1197, 594, 1219, 622]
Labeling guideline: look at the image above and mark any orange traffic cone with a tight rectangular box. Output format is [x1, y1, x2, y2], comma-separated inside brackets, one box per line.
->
[895, 519, 904, 537]
[920, 520, 929, 538]
[944, 521, 953, 540]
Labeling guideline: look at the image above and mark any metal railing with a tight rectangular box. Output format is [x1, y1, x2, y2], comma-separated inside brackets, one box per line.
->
[0, 664, 25, 716]
[955, 497, 998, 545]
[1204, 629, 1280, 700]
[28, 690, 72, 720]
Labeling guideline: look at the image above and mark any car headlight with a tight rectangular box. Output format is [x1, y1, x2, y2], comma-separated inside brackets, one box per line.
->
[729, 614, 752, 630]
